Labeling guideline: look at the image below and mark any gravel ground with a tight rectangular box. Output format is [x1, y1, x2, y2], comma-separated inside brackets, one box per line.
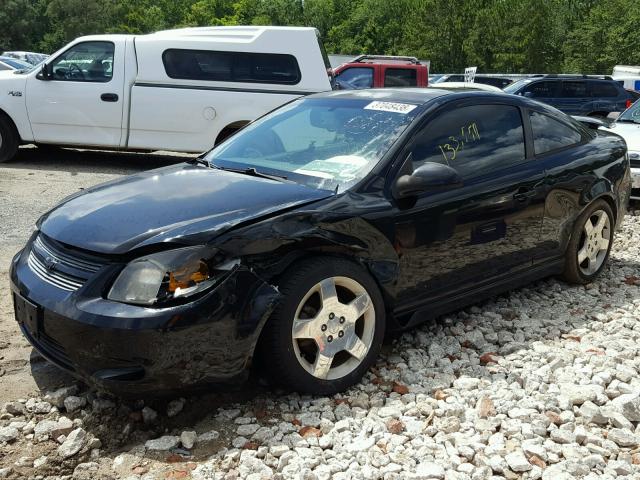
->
[0, 146, 639, 480]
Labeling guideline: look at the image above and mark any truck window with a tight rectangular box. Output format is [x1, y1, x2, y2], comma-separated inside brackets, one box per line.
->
[162, 49, 301, 85]
[334, 67, 373, 89]
[384, 68, 417, 87]
[49, 41, 114, 83]
[561, 81, 588, 98]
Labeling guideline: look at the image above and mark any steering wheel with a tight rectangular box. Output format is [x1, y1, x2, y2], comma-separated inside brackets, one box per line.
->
[66, 63, 85, 81]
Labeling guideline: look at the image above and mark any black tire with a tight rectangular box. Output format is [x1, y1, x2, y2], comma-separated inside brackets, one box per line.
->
[259, 257, 385, 395]
[562, 199, 614, 284]
[0, 115, 19, 163]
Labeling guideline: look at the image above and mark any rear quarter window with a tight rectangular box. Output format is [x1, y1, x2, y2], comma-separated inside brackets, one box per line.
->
[529, 111, 583, 155]
[384, 68, 417, 87]
[162, 49, 301, 85]
[589, 81, 620, 98]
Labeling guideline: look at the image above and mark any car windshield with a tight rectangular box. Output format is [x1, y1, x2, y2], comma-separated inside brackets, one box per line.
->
[503, 78, 532, 93]
[0, 57, 31, 69]
[618, 101, 640, 123]
[204, 97, 421, 192]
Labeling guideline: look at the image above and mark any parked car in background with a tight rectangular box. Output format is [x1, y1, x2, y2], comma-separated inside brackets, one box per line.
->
[2, 51, 49, 66]
[432, 74, 513, 89]
[0, 26, 333, 162]
[504, 75, 636, 118]
[333, 55, 428, 89]
[602, 101, 640, 199]
[0, 56, 32, 71]
[10, 88, 630, 395]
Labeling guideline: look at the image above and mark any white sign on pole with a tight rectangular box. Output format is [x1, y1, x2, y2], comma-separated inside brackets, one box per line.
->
[464, 66, 477, 83]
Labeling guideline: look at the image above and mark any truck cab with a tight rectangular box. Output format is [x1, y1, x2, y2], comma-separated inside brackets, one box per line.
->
[333, 55, 428, 90]
[0, 26, 333, 162]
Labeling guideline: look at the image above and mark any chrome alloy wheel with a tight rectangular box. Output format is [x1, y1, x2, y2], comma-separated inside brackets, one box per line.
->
[291, 276, 375, 381]
[577, 209, 611, 276]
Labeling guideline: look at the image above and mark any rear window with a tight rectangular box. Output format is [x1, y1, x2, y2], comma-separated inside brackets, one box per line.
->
[589, 81, 619, 97]
[162, 49, 301, 85]
[384, 68, 417, 87]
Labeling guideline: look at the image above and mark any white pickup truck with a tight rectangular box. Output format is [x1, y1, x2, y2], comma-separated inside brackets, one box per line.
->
[0, 26, 333, 162]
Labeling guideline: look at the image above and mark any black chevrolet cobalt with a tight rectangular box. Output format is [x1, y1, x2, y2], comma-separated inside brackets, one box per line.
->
[10, 89, 631, 395]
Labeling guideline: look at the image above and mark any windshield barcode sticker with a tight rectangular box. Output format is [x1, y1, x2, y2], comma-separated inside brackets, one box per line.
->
[364, 101, 417, 114]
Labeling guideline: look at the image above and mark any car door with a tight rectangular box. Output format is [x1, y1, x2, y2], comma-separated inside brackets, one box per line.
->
[388, 101, 546, 313]
[25, 40, 124, 147]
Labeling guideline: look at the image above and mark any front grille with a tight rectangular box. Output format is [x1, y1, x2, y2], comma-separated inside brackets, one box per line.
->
[27, 252, 84, 291]
[27, 234, 107, 292]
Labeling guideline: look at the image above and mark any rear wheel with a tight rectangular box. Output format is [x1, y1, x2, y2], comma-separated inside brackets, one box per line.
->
[261, 258, 385, 395]
[0, 115, 19, 163]
[562, 200, 614, 284]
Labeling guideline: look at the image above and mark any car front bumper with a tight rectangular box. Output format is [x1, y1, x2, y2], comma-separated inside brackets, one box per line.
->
[9, 242, 280, 396]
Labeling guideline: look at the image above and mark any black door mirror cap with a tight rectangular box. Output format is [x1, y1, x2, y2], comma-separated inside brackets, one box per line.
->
[37, 63, 51, 80]
[393, 161, 463, 199]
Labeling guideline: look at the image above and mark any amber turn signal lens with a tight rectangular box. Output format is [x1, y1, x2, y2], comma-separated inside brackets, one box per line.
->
[168, 260, 210, 292]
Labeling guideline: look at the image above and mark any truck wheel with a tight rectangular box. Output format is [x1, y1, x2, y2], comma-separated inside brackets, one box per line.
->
[0, 116, 19, 163]
[561, 199, 614, 284]
[260, 258, 385, 395]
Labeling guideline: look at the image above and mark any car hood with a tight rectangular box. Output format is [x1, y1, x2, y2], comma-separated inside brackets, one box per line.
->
[603, 122, 640, 152]
[39, 163, 333, 255]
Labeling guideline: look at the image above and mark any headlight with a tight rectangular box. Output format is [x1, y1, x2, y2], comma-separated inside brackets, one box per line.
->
[108, 246, 237, 306]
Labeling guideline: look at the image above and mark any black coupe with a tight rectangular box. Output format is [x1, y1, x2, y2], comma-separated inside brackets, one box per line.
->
[10, 89, 631, 395]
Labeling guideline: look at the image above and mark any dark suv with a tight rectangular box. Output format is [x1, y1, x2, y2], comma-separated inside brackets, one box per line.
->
[504, 75, 636, 117]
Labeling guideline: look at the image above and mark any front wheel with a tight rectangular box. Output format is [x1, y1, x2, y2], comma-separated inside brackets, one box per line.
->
[260, 258, 385, 395]
[562, 200, 614, 284]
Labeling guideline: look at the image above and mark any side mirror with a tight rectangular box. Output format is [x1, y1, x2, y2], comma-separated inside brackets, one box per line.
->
[523, 91, 534, 98]
[37, 63, 51, 80]
[394, 162, 463, 199]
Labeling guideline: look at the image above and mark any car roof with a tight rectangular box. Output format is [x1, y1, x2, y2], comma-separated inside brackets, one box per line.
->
[307, 88, 512, 105]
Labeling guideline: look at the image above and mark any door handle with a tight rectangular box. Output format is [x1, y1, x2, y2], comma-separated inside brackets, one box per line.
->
[100, 93, 118, 102]
[513, 187, 536, 202]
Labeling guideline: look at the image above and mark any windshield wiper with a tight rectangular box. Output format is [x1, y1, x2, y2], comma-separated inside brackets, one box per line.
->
[187, 156, 213, 167]
[212, 165, 292, 183]
[616, 118, 640, 124]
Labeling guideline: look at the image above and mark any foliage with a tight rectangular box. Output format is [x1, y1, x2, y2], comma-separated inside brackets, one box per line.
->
[0, 0, 638, 74]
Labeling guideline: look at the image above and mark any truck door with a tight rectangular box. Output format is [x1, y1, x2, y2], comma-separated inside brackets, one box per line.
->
[25, 39, 124, 147]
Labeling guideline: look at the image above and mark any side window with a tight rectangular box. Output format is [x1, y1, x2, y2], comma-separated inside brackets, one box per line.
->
[589, 81, 619, 98]
[162, 49, 301, 85]
[411, 104, 525, 178]
[50, 41, 114, 82]
[384, 68, 417, 87]
[529, 111, 582, 155]
[523, 81, 557, 98]
[561, 81, 588, 98]
[335, 67, 374, 89]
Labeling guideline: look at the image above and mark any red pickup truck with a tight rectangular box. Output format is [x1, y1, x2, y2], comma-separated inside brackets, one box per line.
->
[333, 55, 429, 89]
